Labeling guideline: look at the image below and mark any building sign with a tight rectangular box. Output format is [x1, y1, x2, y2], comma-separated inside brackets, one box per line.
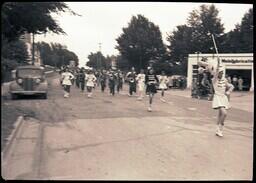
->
[221, 59, 253, 64]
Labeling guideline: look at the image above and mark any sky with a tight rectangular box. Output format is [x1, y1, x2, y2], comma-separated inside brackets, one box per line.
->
[36, 2, 252, 67]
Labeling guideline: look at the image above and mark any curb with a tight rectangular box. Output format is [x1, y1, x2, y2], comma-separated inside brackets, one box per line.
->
[1, 116, 24, 160]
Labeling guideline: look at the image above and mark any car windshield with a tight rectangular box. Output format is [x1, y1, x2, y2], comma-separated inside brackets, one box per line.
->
[17, 69, 43, 78]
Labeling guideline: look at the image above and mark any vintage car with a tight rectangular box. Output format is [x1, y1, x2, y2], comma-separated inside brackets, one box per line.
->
[9, 65, 48, 99]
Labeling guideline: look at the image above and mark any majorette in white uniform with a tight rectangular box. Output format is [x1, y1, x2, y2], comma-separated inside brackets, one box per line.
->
[158, 75, 168, 90]
[136, 73, 146, 91]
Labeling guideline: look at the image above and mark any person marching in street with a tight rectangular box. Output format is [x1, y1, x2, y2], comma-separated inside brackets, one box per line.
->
[85, 69, 97, 98]
[108, 70, 117, 96]
[75, 68, 80, 89]
[99, 70, 107, 92]
[126, 67, 137, 97]
[145, 68, 159, 112]
[198, 58, 234, 137]
[158, 70, 169, 102]
[79, 67, 86, 93]
[116, 70, 124, 93]
[136, 69, 146, 100]
[61, 67, 75, 98]
[146, 61, 154, 96]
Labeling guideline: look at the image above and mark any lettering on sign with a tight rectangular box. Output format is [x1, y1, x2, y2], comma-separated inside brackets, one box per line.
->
[221, 59, 253, 64]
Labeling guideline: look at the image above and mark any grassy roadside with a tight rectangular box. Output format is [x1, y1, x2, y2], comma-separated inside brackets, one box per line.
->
[1, 98, 37, 151]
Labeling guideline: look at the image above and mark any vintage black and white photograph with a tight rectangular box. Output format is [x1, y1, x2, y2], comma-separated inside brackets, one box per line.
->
[1, 1, 253, 180]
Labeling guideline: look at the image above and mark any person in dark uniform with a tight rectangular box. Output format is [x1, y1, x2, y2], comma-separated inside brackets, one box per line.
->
[126, 67, 137, 96]
[116, 70, 124, 93]
[79, 68, 86, 92]
[108, 71, 117, 96]
[145, 68, 159, 112]
[99, 70, 107, 92]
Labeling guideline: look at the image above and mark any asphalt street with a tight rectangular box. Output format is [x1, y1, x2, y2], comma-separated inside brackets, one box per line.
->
[1, 73, 254, 180]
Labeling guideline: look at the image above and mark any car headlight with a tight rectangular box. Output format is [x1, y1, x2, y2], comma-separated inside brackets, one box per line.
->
[35, 78, 41, 84]
[17, 78, 23, 84]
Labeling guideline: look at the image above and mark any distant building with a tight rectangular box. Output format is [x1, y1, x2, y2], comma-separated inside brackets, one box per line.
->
[19, 32, 41, 66]
[187, 53, 253, 91]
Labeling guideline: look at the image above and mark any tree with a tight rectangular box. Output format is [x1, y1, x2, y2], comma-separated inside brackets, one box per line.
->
[167, 25, 193, 75]
[86, 52, 109, 70]
[222, 8, 253, 53]
[116, 14, 166, 71]
[1, 2, 78, 41]
[116, 55, 130, 71]
[1, 39, 29, 64]
[36, 41, 79, 68]
[166, 4, 225, 75]
[240, 8, 253, 52]
[187, 4, 225, 53]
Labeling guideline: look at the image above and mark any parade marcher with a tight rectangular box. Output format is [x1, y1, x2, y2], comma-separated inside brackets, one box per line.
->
[99, 70, 107, 92]
[126, 67, 137, 96]
[158, 71, 169, 102]
[198, 58, 234, 137]
[75, 68, 80, 88]
[116, 70, 124, 93]
[146, 61, 154, 95]
[85, 69, 97, 98]
[61, 67, 74, 98]
[145, 68, 159, 112]
[136, 69, 146, 100]
[108, 71, 116, 96]
[79, 68, 86, 92]
[238, 76, 243, 91]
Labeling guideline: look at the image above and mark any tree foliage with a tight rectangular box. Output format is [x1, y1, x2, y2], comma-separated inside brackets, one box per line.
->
[1, 39, 29, 64]
[116, 14, 166, 71]
[167, 4, 225, 75]
[2, 2, 78, 41]
[36, 41, 79, 68]
[222, 8, 253, 53]
[86, 52, 111, 70]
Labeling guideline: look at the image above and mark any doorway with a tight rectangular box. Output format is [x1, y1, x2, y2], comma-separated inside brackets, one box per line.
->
[226, 69, 251, 91]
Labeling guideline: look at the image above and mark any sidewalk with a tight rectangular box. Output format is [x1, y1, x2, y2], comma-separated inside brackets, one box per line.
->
[167, 89, 254, 113]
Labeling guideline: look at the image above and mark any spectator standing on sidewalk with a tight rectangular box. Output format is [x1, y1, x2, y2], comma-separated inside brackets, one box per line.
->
[61, 68, 74, 98]
[238, 76, 243, 91]
[232, 75, 238, 91]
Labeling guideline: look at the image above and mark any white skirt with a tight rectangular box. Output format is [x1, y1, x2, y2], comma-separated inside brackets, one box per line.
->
[212, 94, 230, 109]
[159, 83, 167, 89]
[138, 83, 145, 91]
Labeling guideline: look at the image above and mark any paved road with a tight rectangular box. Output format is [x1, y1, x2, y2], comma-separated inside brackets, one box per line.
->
[1, 73, 253, 180]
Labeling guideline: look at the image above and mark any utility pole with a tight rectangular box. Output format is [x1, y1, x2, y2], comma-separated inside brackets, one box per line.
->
[32, 33, 35, 65]
[98, 42, 102, 70]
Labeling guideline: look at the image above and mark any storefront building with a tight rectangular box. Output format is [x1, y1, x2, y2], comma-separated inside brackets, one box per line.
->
[187, 53, 253, 91]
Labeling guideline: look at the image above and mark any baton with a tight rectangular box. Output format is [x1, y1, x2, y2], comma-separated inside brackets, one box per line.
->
[211, 34, 221, 64]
